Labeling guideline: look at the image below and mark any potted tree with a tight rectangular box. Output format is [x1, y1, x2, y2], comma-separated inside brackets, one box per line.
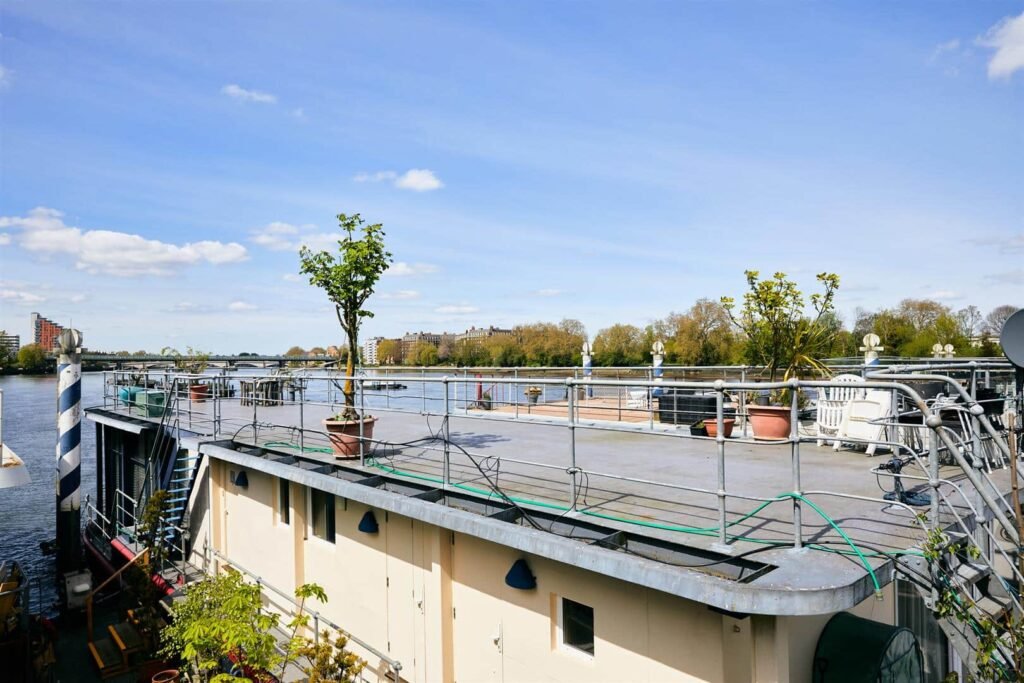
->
[299, 213, 392, 458]
[162, 347, 211, 401]
[524, 386, 542, 405]
[722, 271, 839, 440]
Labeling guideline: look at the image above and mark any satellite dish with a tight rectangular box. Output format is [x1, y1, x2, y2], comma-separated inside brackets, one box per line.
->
[1001, 309, 1024, 368]
[943, 344, 955, 353]
[932, 343, 943, 354]
[863, 333, 880, 349]
[652, 341, 665, 355]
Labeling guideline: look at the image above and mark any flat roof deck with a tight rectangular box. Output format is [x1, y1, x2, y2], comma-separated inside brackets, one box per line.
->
[87, 390, 1007, 613]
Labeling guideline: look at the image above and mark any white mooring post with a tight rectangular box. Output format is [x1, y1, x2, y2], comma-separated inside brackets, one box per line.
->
[56, 328, 83, 574]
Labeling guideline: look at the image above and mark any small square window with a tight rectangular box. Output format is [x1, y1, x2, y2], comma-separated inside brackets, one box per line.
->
[310, 489, 335, 543]
[561, 597, 594, 655]
[278, 479, 290, 525]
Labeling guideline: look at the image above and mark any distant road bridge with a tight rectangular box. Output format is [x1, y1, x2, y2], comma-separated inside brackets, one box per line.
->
[81, 354, 338, 370]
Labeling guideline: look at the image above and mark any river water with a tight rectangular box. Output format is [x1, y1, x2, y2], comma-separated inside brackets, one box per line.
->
[0, 373, 104, 612]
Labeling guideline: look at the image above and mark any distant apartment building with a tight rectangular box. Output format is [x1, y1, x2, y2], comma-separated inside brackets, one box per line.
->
[455, 325, 513, 342]
[362, 337, 383, 365]
[0, 331, 20, 355]
[401, 331, 443, 358]
[31, 312, 65, 350]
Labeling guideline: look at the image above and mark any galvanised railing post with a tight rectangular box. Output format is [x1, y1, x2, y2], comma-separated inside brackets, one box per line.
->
[299, 382, 305, 454]
[567, 378, 577, 511]
[790, 379, 802, 549]
[359, 377, 366, 467]
[739, 366, 748, 437]
[514, 369, 519, 419]
[442, 376, 451, 489]
[421, 368, 426, 413]
[714, 381, 728, 548]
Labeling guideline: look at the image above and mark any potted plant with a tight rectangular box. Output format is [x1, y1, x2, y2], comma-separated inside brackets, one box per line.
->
[524, 386, 542, 405]
[299, 213, 392, 458]
[703, 417, 736, 438]
[722, 271, 839, 440]
[162, 347, 211, 401]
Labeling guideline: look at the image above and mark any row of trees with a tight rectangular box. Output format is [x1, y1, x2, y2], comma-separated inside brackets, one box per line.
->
[0, 343, 50, 373]
[361, 297, 1016, 369]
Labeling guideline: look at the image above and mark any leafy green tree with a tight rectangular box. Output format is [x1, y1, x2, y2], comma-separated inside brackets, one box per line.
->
[722, 271, 840, 381]
[17, 343, 49, 372]
[661, 299, 738, 365]
[406, 341, 439, 366]
[593, 324, 646, 366]
[377, 339, 402, 365]
[986, 305, 1019, 337]
[299, 213, 392, 420]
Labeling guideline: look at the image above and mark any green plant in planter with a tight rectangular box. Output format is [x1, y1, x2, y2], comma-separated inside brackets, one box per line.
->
[722, 270, 840, 402]
[161, 346, 211, 379]
[299, 214, 392, 422]
[124, 489, 170, 653]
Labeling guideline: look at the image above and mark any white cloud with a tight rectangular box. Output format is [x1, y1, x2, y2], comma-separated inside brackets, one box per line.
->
[353, 171, 398, 183]
[353, 169, 444, 191]
[282, 273, 303, 283]
[974, 233, 1024, 253]
[979, 11, 1024, 79]
[221, 83, 278, 104]
[535, 288, 562, 297]
[251, 221, 300, 251]
[987, 270, 1024, 285]
[291, 108, 306, 121]
[69, 293, 87, 303]
[250, 221, 337, 252]
[0, 207, 248, 276]
[0, 65, 11, 88]
[395, 169, 444, 192]
[930, 39, 961, 62]
[0, 233, 10, 245]
[228, 301, 257, 312]
[927, 290, 962, 301]
[0, 288, 45, 305]
[386, 261, 439, 277]
[435, 304, 479, 315]
[379, 290, 420, 300]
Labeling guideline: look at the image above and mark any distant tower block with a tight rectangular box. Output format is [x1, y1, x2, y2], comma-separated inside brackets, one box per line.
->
[582, 341, 593, 399]
[860, 334, 883, 365]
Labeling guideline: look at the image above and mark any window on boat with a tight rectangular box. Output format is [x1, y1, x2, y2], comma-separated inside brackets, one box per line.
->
[278, 478, 290, 525]
[560, 597, 594, 656]
[310, 489, 335, 543]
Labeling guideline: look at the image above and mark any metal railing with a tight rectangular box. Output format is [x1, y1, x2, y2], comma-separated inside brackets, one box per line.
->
[95, 367, 1022, 556]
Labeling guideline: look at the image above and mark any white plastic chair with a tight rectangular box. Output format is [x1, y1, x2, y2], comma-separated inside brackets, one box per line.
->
[626, 390, 649, 409]
[816, 374, 866, 448]
[836, 389, 893, 456]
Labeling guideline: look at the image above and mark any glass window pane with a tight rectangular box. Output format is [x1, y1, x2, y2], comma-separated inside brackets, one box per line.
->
[562, 598, 594, 655]
[279, 479, 290, 525]
[311, 489, 335, 543]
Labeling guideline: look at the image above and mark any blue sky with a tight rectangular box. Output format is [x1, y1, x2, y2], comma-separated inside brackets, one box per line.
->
[1, 1, 1022, 353]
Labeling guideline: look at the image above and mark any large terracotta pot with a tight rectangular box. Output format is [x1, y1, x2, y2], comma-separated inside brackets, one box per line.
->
[323, 416, 378, 458]
[152, 670, 180, 683]
[747, 405, 792, 440]
[189, 384, 210, 402]
[703, 418, 735, 439]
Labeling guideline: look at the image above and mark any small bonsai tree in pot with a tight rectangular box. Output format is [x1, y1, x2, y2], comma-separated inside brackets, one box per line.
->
[299, 213, 392, 458]
[722, 271, 839, 440]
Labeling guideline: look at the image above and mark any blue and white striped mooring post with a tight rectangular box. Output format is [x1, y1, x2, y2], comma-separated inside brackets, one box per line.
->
[56, 328, 83, 574]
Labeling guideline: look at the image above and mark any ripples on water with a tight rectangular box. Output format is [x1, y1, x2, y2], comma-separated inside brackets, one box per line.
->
[0, 373, 102, 613]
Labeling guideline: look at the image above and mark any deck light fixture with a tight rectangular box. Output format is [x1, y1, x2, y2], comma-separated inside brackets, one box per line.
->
[358, 510, 379, 534]
[231, 470, 249, 488]
[505, 558, 536, 590]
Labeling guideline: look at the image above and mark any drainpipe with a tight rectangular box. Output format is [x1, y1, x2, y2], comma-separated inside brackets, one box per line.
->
[56, 328, 84, 574]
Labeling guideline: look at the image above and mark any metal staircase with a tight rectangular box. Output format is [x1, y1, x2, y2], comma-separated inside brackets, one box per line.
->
[892, 409, 1024, 681]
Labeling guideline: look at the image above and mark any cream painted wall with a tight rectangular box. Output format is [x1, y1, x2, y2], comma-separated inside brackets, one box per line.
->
[212, 469, 912, 683]
[778, 582, 896, 683]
